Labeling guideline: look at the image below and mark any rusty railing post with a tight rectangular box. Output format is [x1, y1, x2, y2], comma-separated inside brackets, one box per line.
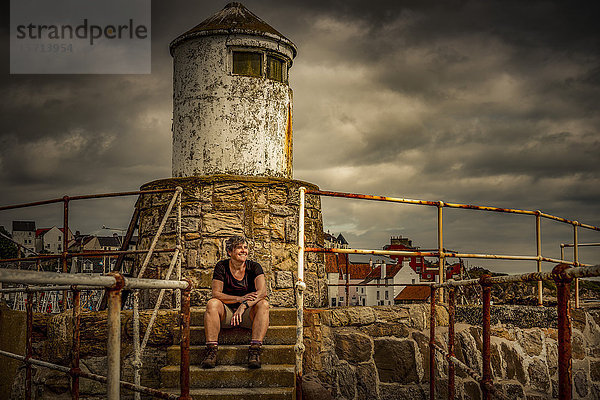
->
[26, 291, 33, 400]
[437, 202, 445, 302]
[480, 275, 492, 400]
[536, 211, 543, 306]
[572, 223, 579, 308]
[448, 287, 456, 399]
[106, 273, 124, 400]
[62, 196, 70, 310]
[179, 279, 192, 400]
[554, 264, 572, 400]
[429, 285, 436, 399]
[71, 288, 81, 400]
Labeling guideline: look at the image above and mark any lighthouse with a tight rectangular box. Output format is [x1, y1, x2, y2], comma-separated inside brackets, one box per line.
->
[139, 3, 326, 308]
[170, 2, 297, 179]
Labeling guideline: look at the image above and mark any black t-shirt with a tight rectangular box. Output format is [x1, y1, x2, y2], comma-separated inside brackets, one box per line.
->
[213, 259, 264, 308]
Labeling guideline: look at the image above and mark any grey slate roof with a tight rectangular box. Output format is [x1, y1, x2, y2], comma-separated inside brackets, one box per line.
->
[12, 221, 36, 232]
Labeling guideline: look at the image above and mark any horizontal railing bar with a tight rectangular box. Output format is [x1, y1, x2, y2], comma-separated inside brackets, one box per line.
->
[0, 269, 190, 290]
[0, 248, 176, 263]
[327, 283, 434, 287]
[0, 285, 100, 293]
[437, 265, 600, 288]
[0, 349, 178, 399]
[561, 242, 600, 248]
[305, 190, 600, 231]
[308, 247, 593, 267]
[306, 247, 439, 257]
[0, 188, 175, 211]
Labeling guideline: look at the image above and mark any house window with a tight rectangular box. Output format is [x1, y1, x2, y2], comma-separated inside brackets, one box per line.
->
[377, 291, 380, 300]
[412, 278, 416, 284]
[82, 260, 93, 273]
[233, 51, 262, 77]
[267, 55, 285, 82]
[362, 298, 365, 306]
[385, 291, 389, 300]
[331, 298, 336, 306]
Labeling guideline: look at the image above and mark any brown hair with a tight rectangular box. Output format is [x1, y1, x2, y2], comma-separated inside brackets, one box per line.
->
[225, 235, 247, 254]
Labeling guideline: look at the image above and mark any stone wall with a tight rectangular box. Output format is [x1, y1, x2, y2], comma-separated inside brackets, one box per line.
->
[3, 306, 178, 400]
[303, 305, 600, 400]
[139, 175, 326, 308]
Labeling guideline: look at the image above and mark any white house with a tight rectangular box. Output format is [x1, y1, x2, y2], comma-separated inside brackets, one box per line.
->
[357, 260, 421, 306]
[35, 226, 73, 254]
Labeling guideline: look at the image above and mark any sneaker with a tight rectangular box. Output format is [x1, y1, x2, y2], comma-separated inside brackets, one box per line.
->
[248, 343, 262, 369]
[201, 344, 218, 369]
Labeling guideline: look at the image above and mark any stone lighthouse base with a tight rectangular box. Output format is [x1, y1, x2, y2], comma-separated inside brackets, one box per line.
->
[139, 175, 326, 308]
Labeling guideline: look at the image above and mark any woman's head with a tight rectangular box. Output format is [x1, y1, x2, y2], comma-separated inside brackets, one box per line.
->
[225, 235, 248, 255]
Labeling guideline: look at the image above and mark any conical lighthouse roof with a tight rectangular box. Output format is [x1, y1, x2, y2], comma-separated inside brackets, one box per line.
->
[170, 2, 297, 57]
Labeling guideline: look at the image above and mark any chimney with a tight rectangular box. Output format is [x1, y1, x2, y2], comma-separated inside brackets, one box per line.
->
[380, 261, 386, 280]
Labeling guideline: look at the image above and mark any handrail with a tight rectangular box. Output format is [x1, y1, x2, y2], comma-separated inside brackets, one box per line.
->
[297, 186, 599, 400]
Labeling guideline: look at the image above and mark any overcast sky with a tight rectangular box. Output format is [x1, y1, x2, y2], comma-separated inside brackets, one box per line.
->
[1, 1, 599, 273]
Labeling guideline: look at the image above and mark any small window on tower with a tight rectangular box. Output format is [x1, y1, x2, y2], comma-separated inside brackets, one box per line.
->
[232, 51, 262, 77]
[267, 55, 285, 82]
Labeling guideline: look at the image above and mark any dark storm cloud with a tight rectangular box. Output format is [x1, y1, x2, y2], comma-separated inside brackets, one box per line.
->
[1, 0, 598, 270]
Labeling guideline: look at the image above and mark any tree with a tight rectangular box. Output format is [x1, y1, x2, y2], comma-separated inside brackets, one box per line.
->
[0, 226, 19, 259]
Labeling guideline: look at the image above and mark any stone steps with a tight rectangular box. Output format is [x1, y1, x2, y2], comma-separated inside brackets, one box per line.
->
[161, 307, 297, 399]
[174, 325, 296, 345]
[163, 387, 294, 399]
[167, 344, 295, 365]
[160, 365, 295, 388]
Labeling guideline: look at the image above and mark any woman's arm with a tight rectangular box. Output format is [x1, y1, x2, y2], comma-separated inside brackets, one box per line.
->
[211, 279, 255, 304]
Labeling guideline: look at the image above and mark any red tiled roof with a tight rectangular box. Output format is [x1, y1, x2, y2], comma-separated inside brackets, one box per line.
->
[325, 253, 340, 273]
[395, 285, 431, 301]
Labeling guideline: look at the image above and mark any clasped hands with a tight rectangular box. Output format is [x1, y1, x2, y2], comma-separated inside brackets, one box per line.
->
[231, 292, 258, 326]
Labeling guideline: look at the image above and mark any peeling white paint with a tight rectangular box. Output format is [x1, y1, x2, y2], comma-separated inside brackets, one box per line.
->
[171, 34, 295, 178]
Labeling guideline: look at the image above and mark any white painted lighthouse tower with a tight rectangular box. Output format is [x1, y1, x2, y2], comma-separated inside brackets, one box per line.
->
[170, 2, 297, 179]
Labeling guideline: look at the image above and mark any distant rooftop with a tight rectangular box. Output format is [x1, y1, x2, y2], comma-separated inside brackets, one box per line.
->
[12, 221, 35, 232]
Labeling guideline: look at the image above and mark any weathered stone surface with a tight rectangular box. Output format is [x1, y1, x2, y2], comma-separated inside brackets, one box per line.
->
[356, 361, 379, 400]
[546, 339, 558, 377]
[520, 329, 543, 356]
[501, 342, 527, 384]
[334, 329, 372, 364]
[574, 369, 589, 397]
[497, 382, 525, 399]
[374, 338, 419, 384]
[379, 383, 427, 400]
[408, 304, 428, 330]
[571, 308, 587, 331]
[572, 330, 586, 360]
[457, 329, 481, 375]
[269, 288, 295, 307]
[335, 361, 356, 400]
[463, 379, 482, 400]
[527, 358, 551, 394]
[374, 306, 409, 323]
[362, 322, 409, 338]
[591, 360, 600, 382]
[492, 326, 516, 341]
[275, 270, 294, 289]
[302, 373, 334, 400]
[325, 307, 376, 327]
[410, 332, 429, 382]
[491, 341, 502, 377]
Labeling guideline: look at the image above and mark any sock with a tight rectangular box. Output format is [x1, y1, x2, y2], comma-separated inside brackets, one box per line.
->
[206, 341, 218, 347]
[250, 340, 262, 346]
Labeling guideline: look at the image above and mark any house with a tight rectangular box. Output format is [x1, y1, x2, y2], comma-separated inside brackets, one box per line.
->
[35, 226, 73, 254]
[421, 261, 463, 282]
[357, 260, 421, 306]
[394, 285, 432, 304]
[326, 253, 372, 307]
[324, 231, 349, 249]
[11, 221, 36, 255]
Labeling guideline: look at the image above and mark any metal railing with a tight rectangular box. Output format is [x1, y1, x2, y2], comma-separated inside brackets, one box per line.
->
[295, 187, 600, 400]
[0, 269, 192, 400]
[0, 187, 192, 400]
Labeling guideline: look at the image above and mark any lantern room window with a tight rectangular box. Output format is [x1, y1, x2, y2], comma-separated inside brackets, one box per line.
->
[267, 55, 285, 82]
[232, 51, 262, 77]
